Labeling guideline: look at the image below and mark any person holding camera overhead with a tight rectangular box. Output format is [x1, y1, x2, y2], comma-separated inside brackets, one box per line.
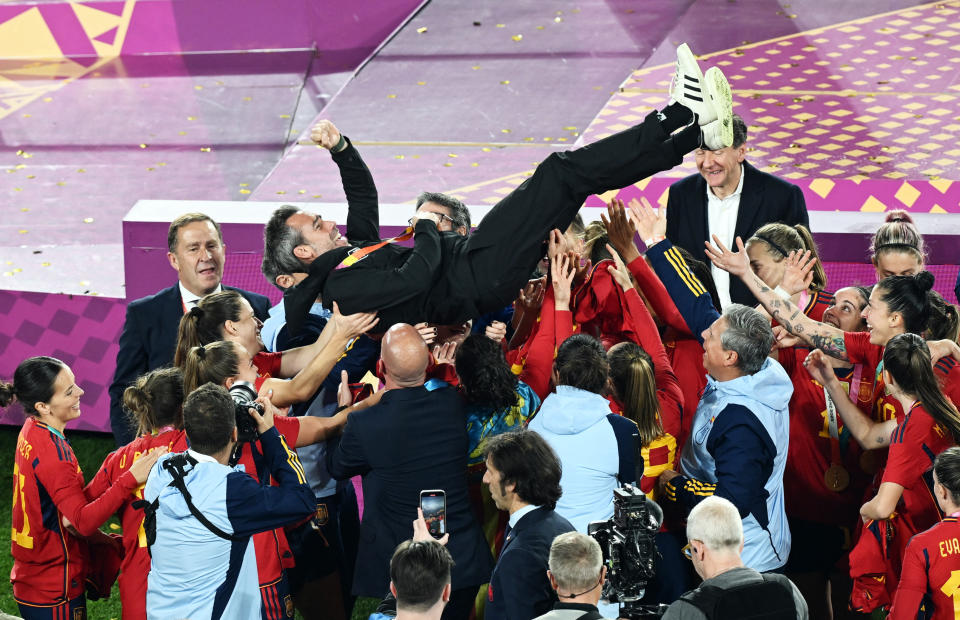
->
[143, 383, 315, 620]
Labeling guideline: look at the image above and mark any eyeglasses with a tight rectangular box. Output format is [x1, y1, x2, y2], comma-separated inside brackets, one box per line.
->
[408, 212, 455, 227]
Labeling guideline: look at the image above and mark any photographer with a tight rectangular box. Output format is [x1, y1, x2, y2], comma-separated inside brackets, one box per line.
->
[144, 383, 315, 620]
[663, 497, 807, 620]
[535, 532, 609, 620]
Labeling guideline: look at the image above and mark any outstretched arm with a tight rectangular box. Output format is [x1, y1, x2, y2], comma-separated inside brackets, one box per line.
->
[704, 236, 850, 361]
[312, 120, 380, 244]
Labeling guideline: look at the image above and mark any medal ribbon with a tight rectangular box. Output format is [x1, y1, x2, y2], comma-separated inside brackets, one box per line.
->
[334, 228, 414, 270]
[823, 364, 863, 479]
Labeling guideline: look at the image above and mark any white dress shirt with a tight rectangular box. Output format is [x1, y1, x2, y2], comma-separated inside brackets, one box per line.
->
[179, 282, 222, 312]
[706, 165, 745, 309]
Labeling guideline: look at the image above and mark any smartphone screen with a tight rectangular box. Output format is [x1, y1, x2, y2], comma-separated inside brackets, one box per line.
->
[420, 490, 446, 538]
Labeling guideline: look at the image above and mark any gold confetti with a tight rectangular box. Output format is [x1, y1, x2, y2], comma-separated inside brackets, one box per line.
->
[448, 153, 458, 158]
[18, 230, 28, 234]
[279, 114, 291, 119]
[543, 137, 552, 142]
[387, 94, 397, 99]
[536, 26, 544, 30]
[13, 268, 22, 273]
[276, 190, 286, 195]
[179, 131, 187, 136]
[482, 147, 492, 152]
[83, 217, 94, 223]
[312, 195, 322, 198]
[13, 187, 22, 191]
[77, 168, 86, 173]
[22, 114, 30, 118]
[496, 23, 505, 28]
[56, 182, 66, 187]
[109, 523, 120, 531]
[563, 126, 577, 131]
[239, 183, 249, 187]
[22, 154, 32, 159]
[243, 96, 252, 102]
[554, 17, 563, 23]
[298, 190, 307, 194]
[139, 143, 148, 149]
[146, 167, 155, 171]
[558, 137, 567, 142]
[79, 280, 90, 286]
[194, 85, 203, 91]
[395, 155, 405, 159]
[500, 129, 511, 134]
[512, 34, 523, 41]
[523, 137, 534, 142]
[472, 66, 481, 70]
[417, 26, 428, 33]
[43, 97, 52, 102]
[417, 81, 426, 86]
[158, 162, 167, 167]
[16, 164, 26, 169]
[471, 162, 479, 167]
[26, 175, 35, 179]
[41, 262, 50, 267]
[500, 80, 510, 85]
[20, 207, 28, 212]
[200, 147, 211, 152]
[444, 162, 453, 167]
[239, 189, 251, 194]
[187, 116, 196, 121]
[2, 272, 11, 277]
[16, 150, 25, 156]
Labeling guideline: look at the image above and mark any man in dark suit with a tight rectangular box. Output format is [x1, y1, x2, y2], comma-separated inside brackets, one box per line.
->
[327, 323, 493, 620]
[665, 115, 809, 308]
[482, 430, 576, 620]
[108, 213, 270, 445]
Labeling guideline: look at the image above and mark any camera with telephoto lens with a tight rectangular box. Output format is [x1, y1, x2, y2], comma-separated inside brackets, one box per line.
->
[587, 437, 668, 619]
[228, 381, 263, 444]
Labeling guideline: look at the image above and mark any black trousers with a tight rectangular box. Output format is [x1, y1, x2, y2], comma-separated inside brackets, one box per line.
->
[454, 110, 699, 316]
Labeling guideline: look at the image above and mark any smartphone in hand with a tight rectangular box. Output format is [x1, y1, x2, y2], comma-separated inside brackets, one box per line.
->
[420, 490, 446, 538]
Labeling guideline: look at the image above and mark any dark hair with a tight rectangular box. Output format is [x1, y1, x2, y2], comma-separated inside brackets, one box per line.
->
[567, 213, 585, 239]
[747, 223, 827, 291]
[183, 383, 236, 455]
[555, 334, 608, 394]
[608, 343, 663, 445]
[485, 430, 562, 509]
[123, 367, 185, 436]
[173, 290, 245, 367]
[182, 341, 241, 395]
[732, 114, 748, 148]
[416, 192, 471, 233]
[883, 333, 960, 443]
[934, 447, 960, 506]
[167, 213, 222, 253]
[925, 291, 960, 342]
[876, 271, 935, 335]
[870, 210, 926, 267]
[262, 205, 311, 291]
[454, 335, 519, 411]
[675, 246, 721, 313]
[0, 356, 68, 416]
[389, 540, 455, 612]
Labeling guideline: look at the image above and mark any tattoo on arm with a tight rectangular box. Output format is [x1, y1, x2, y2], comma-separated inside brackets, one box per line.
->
[810, 333, 850, 361]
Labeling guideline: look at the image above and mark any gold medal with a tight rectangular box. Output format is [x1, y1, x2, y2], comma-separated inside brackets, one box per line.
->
[859, 449, 882, 475]
[825, 464, 850, 492]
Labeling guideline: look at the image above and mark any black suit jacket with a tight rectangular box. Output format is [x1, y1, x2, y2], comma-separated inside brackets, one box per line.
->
[108, 284, 270, 445]
[486, 507, 576, 620]
[327, 385, 493, 597]
[665, 160, 809, 306]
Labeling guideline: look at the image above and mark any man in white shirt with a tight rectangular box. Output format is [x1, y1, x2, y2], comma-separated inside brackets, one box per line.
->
[108, 213, 270, 445]
[665, 115, 809, 308]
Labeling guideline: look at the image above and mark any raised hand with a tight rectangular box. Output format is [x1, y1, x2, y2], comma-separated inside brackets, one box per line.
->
[703, 235, 750, 279]
[627, 196, 666, 245]
[606, 244, 634, 292]
[330, 302, 379, 339]
[547, 229, 566, 262]
[310, 119, 342, 150]
[414, 322, 438, 346]
[432, 341, 458, 365]
[779, 250, 816, 296]
[570, 252, 592, 290]
[516, 277, 546, 314]
[601, 198, 641, 263]
[551, 252, 576, 311]
[485, 320, 507, 343]
[802, 349, 836, 387]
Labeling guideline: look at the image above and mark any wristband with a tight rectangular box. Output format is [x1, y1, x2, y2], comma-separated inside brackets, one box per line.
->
[773, 285, 791, 300]
[334, 404, 350, 414]
[643, 235, 665, 247]
[331, 135, 348, 153]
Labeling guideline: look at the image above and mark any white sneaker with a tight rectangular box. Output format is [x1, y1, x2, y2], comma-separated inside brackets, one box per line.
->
[703, 66, 733, 149]
[669, 43, 716, 125]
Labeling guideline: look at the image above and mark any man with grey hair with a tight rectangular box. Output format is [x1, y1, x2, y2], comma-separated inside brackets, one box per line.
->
[663, 497, 807, 619]
[632, 201, 793, 573]
[534, 532, 609, 620]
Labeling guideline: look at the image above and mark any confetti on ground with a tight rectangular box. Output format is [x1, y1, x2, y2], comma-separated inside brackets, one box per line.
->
[417, 27, 428, 33]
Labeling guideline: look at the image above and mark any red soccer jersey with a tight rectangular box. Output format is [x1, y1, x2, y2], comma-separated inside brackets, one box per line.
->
[253, 351, 283, 379]
[889, 516, 960, 620]
[883, 403, 954, 536]
[778, 347, 875, 527]
[85, 428, 188, 619]
[843, 332, 893, 422]
[11, 418, 138, 605]
[236, 415, 301, 586]
[801, 289, 834, 322]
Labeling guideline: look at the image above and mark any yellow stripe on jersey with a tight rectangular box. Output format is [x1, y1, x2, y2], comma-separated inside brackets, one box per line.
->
[664, 247, 707, 297]
[278, 435, 307, 484]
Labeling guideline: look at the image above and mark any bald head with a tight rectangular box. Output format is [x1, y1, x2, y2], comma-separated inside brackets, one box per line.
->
[382, 324, 430, 388]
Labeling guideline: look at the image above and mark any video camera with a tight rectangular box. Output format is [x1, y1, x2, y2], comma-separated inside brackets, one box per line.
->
[587, 436, 667, 619]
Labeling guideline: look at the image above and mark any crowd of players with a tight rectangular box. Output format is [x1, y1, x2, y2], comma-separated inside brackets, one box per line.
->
[3, 45, 960, 620]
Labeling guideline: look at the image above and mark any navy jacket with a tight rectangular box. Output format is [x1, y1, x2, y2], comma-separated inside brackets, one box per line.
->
[665, 161, 808, 307]
[108, 284, 269, 445]
[487, 507, 576, 620]
[327, 384, 493, 597]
